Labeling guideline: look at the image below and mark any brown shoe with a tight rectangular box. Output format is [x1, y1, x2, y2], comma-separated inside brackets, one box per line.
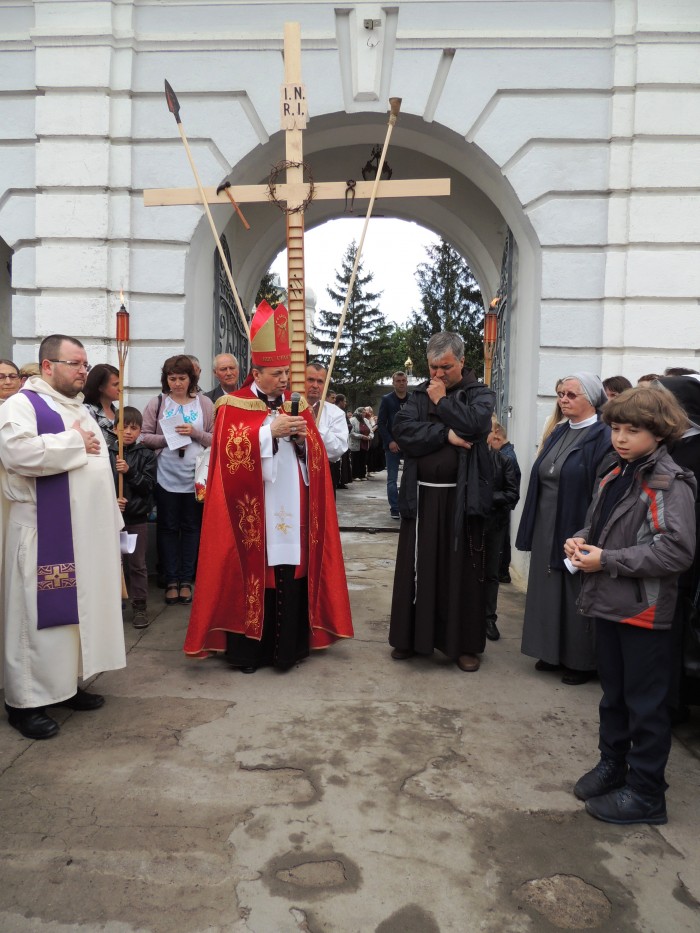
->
[391, 648, 414, 660]
[457, 654, 480, 672]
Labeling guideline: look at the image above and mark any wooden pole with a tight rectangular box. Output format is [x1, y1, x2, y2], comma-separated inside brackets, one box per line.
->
[164, 80, 250, 341]
[115, 298, 130, 499]
[318, 98, 402, 420]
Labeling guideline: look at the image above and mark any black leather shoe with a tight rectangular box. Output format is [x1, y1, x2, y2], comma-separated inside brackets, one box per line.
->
[485, 619, 500, 641]
[574, 758, 628, 801]
[240, 665, 257, 674]
[535, 659, 561, 672]
[562, 668, 595, 685]
[49, 688, 105, 711]
[585, 785, 667, 825]
[5, 704, 59, 740]
[391, 648, 414, 660]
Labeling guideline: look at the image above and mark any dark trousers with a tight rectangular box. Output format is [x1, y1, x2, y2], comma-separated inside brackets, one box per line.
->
[385, 449, 401, 513]
[498, 528, 512, 578]
[596, 617, 673, 798]
[484, 513, 509, 624]
[156, 484, 203, 584]
[123, 521, 149, 603]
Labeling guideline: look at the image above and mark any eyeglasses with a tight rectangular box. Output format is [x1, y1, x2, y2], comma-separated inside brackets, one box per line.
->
[48, 360, 92, 372]
[0, 374, 20, 382]
[557, 390, 584, 400]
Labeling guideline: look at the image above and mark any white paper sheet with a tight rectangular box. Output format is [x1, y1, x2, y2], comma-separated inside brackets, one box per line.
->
[160, 411, 192, 450]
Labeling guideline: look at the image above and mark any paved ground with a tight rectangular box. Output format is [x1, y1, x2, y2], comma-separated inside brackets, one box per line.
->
[0, 471, 699, 932]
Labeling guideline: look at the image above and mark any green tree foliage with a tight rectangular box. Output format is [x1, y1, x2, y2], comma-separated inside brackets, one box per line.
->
[254, 270, 285, 309]
[405, 239, 485, 378]
[311, 241, 403, 406]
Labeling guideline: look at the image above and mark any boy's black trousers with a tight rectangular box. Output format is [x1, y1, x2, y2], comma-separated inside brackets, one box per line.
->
[596, 617, 673, 799]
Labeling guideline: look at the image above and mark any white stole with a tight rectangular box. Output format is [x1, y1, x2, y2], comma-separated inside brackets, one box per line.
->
[259, 412, 309, 566]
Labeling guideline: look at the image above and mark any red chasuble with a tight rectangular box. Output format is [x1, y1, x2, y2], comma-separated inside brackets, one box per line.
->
[184, 389, 354, 657]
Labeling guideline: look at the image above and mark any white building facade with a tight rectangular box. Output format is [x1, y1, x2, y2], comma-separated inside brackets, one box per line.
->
[1, 0, 699, 467]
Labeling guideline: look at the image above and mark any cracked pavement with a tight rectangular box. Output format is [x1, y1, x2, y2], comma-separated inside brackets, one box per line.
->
[0, 472, 698, 931]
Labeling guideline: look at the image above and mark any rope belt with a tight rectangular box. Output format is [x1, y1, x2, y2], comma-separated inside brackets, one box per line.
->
[417, 481, 457, 488]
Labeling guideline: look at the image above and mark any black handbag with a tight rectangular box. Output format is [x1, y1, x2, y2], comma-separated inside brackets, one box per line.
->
[682, 578, 700, 678]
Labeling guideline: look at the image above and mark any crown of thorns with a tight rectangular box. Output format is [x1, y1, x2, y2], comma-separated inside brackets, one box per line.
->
[267, 160, 315, 214]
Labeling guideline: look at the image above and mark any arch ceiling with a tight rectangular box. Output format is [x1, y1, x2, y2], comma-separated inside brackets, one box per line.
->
[207, 111, 538, 311]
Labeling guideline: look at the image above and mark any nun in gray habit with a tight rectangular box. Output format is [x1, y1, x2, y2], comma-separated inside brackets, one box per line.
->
[516, 373, 614, 684]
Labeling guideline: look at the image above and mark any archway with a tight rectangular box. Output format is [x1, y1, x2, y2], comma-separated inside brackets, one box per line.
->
[183, 110, 541, 485]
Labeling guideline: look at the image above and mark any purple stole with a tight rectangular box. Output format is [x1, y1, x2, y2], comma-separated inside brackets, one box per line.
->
[22, 390, 79, 629]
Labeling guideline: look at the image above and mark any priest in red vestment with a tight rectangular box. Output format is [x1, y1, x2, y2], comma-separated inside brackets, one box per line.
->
[184, 300, 353, 671]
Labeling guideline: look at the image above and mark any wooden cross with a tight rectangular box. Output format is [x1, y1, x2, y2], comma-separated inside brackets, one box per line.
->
[144, 22, 451, 390]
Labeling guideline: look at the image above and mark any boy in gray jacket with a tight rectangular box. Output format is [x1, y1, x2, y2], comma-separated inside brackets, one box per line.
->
[564, 387, 696, 825]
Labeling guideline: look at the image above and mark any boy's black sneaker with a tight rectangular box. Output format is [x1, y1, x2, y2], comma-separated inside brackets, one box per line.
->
[574, 757, 627, 800]
[585, 784, 667, 825]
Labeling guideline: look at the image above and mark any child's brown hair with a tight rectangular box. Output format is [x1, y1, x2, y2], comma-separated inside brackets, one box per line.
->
[602, 387, 688, 442]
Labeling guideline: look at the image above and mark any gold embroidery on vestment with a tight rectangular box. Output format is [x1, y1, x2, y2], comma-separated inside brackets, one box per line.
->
[37, 563, 77, 591]
[244, 574, 262, 634]
[274, 505, 293, 535]
[225, 423, 255, 475]
[236, 494, 262, 551]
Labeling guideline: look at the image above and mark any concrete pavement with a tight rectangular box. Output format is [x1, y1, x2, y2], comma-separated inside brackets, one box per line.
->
[0, 471, 698, 932]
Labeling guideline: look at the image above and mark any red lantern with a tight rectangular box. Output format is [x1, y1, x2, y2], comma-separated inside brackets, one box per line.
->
[483, 299, 499, 387]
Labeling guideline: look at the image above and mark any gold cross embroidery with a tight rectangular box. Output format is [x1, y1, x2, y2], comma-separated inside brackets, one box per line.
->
[275, 506, 294, 535]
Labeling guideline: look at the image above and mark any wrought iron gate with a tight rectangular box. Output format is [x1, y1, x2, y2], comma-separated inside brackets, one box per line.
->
[213, 235, 249, 370]
[490, 230, 513, 423]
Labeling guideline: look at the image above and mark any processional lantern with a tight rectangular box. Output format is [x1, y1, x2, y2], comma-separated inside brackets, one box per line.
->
[483, 297, 499, 387]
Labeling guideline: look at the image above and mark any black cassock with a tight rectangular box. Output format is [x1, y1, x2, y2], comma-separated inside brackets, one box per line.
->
[389, 372, 495, 660]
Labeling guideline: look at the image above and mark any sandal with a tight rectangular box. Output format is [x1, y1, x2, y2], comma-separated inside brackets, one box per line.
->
[165, 583, 179, 605]
[178, 582, 193, 605]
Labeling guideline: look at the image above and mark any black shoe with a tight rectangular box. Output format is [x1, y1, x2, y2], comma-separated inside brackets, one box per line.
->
[574, 758, 628, 801]
[240, 665, 257, 674]
[391, 648, 414, 660]
[5, 704, 59, 740]
[535, 659, 560, 672]
[485, 619, 500, 641]
[49, 688, 105, 712]
[585, 784, 667, 825]
[178, 582, 193, 605]
[165, 583, 179, 605]
[498, 573, 511, 584]
[562, 668, 595, 686]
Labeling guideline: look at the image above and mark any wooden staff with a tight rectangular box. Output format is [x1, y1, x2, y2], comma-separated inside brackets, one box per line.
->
[115, 294, 130, 499]
[164, 79, 250, 340]
[318, 98, 402, 420]
[116, 295, 130, 599]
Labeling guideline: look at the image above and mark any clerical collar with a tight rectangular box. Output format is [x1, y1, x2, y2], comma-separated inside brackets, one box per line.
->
[253, 385, 283, 409]
[569, 413, 598, 430]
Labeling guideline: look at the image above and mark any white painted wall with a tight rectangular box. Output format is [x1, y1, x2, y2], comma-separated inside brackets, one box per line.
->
[0, 0, 699, 517]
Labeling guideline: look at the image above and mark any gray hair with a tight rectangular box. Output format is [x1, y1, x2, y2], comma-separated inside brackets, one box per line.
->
[213, 353, 238, 369]
[426, 332, 464, 361]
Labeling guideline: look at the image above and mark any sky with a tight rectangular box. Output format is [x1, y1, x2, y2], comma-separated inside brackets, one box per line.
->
[270, 217, 440, 327]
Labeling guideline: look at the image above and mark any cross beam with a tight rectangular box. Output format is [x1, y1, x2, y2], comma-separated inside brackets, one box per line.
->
[144, 21, 451, 390]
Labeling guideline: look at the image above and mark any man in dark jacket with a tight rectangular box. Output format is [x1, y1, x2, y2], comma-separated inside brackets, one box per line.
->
[484, 430, 520, 640]
[108, 407, 157, 628]
[377, 371, 409, 519]
[205, 353, 239, 402]
[388, 332, 495, 673]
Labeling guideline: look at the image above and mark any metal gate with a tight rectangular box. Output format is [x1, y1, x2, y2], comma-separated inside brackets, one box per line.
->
[213, 235, 249, 370]
[490, 230, 513, 424]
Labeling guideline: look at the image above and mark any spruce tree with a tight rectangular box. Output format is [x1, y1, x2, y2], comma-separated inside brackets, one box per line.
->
[311, 241, 391, 405]
[254, 270, 285, 309]
[405, 239, 484, 377]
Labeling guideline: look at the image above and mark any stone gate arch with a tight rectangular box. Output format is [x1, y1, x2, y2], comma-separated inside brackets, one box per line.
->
[182, 110, 542, 470]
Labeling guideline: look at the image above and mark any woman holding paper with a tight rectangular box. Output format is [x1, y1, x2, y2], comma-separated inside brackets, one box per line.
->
[141, 355, 214, 605]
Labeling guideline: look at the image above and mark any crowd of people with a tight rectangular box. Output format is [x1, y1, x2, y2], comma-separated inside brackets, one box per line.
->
[0, 316, 698, 828]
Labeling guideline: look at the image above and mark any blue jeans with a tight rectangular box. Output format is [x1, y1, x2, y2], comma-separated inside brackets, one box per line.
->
[156, 484, 203, 583]
[385, 449, 402, 513]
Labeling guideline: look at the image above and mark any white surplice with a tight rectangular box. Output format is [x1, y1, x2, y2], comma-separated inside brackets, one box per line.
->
[0, 376, 126, 707]
[315, 402, 349, 463]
